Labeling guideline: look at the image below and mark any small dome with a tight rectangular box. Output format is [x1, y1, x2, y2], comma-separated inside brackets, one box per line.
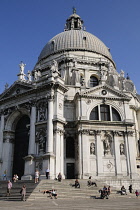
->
[38, 30, 113, 62]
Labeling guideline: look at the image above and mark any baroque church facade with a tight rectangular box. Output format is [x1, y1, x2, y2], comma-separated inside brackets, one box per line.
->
[0, 10, 140, 180]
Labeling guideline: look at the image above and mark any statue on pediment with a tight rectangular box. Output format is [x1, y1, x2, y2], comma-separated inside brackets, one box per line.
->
[27, 71, 32, 82]
[19, 61, 26, 74]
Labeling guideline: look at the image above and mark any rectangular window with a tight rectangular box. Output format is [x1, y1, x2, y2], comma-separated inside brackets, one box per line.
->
[100, 105, 110, 121]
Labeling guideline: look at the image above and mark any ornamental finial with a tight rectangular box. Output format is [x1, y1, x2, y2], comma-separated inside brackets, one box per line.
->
[73, 7, 76, 14]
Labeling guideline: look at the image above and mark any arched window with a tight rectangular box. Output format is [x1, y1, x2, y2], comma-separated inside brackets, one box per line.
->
[90, 76, 98, 87]
[89, 104, 121, 122]
[90, 106, 99, 120]
[112, 107, 121, 121]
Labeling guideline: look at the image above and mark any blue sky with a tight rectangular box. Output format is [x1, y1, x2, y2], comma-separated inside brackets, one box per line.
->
[0, 0, 140, 93]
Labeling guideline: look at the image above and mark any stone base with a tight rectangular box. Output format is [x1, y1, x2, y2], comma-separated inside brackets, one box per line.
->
[21, 175, 33, 180]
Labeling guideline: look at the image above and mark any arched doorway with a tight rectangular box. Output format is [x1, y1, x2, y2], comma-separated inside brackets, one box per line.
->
[12, 115, 30, 179]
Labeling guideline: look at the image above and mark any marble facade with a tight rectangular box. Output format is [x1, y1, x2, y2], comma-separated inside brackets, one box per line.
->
[0, 10, 140, 180]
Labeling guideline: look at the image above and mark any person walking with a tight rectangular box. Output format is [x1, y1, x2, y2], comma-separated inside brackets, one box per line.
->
[129, 184, 133, 193]
[21, 185, 26, 201]
[46, 168, 50, 179]
[35, 170, 40, 183]
[7, 180, 12, 196]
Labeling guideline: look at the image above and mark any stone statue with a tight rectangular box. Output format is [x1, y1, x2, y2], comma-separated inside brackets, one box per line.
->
[120, 143, 125, 155]
[39, 106, 46, 121]
[60, 66, 66, 80]
[72, 69, 80, 85]
[34, 70, 38, 81]
[50, 60, 59, 73]
[38, 134, 45, 154]
[120, 70, 125, 78]
[27, 71, 32, 82]
[90, 142, 95, 155]
[19, 61, 26, 74]
[100, 66, 107, 82]
[73, 7, 76, 14]
[103, 139, 111, 155]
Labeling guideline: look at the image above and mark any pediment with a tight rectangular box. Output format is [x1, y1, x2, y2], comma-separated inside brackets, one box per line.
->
[80, 84, 131, 100]
[0, 81, 33, 100]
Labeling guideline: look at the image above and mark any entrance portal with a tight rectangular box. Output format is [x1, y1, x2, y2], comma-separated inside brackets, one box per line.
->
[67, 163, 75, 179]
[12, 115, 30, 179]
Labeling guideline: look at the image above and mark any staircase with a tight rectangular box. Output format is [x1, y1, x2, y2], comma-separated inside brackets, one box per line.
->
[0, 180, 37, 201]
[0, 178, 139, 201]
[28, 179, 118, 201]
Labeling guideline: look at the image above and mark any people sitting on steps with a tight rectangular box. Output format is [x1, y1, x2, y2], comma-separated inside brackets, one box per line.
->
[50, 189, 57, 199]
[57, 172, 62, 182]
[99, 186, 109, 199]
[71, 179, 80, 188]
[121, 185, 127, 195]
[87, 176, 97, 187]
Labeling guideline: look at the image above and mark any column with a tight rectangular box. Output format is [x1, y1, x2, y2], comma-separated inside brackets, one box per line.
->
[124, 132, 130, 176]
[127, 132, 137, 178]
[47, 98, 53, 153]
[60, 130, 65, 178]
[0, 112, 4, 159]
[28, 105, 36, 154]
[0, 112, 4, 178]
[55, 129, 61, 177]
[23, 104, 36, 180]
[82, 131, 88, 178]
[113, 132, 121, 176]
[78, 132, 82, 178]
[96, 131, 103, 176]
[2, 138, 14, 180]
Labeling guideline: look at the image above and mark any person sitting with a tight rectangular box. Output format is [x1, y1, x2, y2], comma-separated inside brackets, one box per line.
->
[40, 189, 52, 196]
[108, 186, 111, 195]
[57, 173, 62, 182]
[103, 186, 108, 198]
[87, 176, 97, 187]
[135, 190, 139, 197]
[121, 186, 127, 195]
[13, 174, 18, 182]
[50, 189, 57, 199]
[99, 187, 108, 199]
[71, 179, 80, 188]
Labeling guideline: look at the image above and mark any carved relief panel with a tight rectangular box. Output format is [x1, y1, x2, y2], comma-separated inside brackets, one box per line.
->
[37, 101, 47, 122]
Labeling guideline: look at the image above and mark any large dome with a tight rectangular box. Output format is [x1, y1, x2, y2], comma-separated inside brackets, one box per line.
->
[38, 30, 113, 62]
[38, 10, 113, 63]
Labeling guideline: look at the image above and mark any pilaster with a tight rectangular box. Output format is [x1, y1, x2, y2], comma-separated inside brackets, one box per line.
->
[47, 96, 54, 153]
[95, 130, 103, 176]
[126, 131, 137, 178]
[113, 131, 122, 176]
[0, 110, 4, 160]
[28, 102, 36, 155]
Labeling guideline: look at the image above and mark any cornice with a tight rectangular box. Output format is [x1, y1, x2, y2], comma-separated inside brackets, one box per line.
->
[130, 105, 140, 111]
[76, 120, 134, 127]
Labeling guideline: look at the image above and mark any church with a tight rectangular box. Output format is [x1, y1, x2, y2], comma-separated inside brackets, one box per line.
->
[0, 9, 140, 180]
